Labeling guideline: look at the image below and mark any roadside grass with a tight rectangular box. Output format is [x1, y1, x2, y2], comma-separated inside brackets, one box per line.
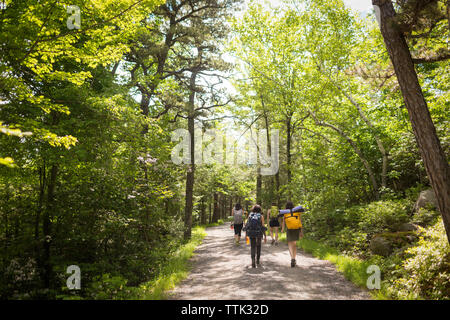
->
[136, 219, 231, 300]
[204, 219, 226, 228]
[278, 232, 387, 299]
[136, 226, 207, 300]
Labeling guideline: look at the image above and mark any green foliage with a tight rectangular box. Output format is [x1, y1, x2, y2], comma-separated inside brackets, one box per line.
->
[304, 199, 412, 253]
[86, 274, 137, 300]
[134, 226, 207, 300]
[413, 207, 442, 227]
[389, 220, 450, 300]
[1, 0, 449, 302]
[355, 200, 411, 234]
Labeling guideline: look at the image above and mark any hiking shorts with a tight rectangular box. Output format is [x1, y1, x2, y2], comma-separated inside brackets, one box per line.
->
[269, 217, 280, 228]
[286, 228, 301, 242]
[234, 223, 243, 236]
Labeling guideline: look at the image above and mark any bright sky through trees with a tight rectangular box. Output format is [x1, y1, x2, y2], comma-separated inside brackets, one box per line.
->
[343, 0, 373, 13]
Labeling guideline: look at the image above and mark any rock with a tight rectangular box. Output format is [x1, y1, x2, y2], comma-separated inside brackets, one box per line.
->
[414, 189, 438, 212]
[405, 235, 418, 243]
[394, 223, 418, 232]
[369, 236, 392, 257]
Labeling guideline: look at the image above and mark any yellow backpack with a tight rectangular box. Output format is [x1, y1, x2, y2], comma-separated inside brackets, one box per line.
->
[284, 211, 302, 229]
[270, 205, 278, 218]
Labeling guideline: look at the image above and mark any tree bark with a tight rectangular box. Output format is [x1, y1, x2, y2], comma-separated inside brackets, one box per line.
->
[286, 115, 293, 201]
[262, 106, 277, 204]
[256, 166, 262, 205]
[374, 0, 450, 243]
[208, 198, 212, 224]
[200, 197, 206, 225]
[183, 70, 198, 241]
[212, 192, 219, 223]
[42, 164, 57, 288]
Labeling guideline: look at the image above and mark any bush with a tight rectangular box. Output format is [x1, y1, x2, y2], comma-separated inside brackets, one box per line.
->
[86, 274, 139, 300]
[389, 220, 450, 300]
[356, 199, 411, 235]
[304, 199, 412, 247]
[412, 207, 441, 227]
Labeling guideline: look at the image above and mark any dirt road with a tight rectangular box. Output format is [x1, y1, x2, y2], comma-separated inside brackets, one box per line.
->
[168, 224, 371, 300]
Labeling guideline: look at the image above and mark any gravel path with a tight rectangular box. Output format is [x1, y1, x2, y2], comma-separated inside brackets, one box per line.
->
[168, 224, 371, 300]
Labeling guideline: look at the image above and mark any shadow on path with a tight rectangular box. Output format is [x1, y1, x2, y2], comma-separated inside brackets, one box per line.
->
[168, 224, 371, 300]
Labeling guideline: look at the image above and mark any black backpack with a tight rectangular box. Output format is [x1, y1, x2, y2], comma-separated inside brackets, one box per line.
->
[245, 212, 264, 237]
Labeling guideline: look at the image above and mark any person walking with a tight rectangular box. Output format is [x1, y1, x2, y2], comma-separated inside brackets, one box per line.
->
[280, 201, 304, 267]
[243, 205, 267, 268]
[231, 203, 244, 245]
[266, 202, 280, 246]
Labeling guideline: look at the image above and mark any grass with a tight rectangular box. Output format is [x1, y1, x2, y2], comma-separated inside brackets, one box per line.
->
[136, 226, 208, 300]
[135, 219, 232, 300]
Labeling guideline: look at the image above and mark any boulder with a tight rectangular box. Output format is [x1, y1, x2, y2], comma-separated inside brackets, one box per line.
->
[394, 222, 418, 232]
[414, 189, 438, 212]
[369, 236, 392, 257]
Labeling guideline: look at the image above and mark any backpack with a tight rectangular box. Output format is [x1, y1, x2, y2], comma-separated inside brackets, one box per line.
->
[284, 210, 302, 229]
[270, 205, 278, 218]
[233, 209, 243, 224]
[245, 212, 264, 237]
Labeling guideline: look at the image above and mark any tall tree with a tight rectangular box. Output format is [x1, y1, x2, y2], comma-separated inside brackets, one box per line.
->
[373, 0, 450, 243]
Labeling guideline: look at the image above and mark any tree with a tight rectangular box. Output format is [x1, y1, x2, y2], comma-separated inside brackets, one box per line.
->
[373, 0, 450, 243]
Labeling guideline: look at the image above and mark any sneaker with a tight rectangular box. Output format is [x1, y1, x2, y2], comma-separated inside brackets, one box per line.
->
[291, 259, 296, 268]
[271, 239, 275, 245]
[252, 259, 256, 268]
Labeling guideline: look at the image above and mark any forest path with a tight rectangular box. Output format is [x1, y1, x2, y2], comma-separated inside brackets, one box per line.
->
[168, 224, 371, 300]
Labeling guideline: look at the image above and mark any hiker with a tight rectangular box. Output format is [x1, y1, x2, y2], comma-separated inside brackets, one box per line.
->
[266, 202, 280, 246]
[280, 201, 304, 267]
[231, 203, 244, 245]
[243, 204, 267, 268]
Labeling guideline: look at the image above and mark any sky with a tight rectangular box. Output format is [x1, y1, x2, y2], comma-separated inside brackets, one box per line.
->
[343, 0, 373, 14]
[258, 0, 374, 14]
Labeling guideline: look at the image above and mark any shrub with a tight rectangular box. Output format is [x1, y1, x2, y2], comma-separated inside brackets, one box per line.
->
[86, 274, 139, 300]
[356, 199, 411, 235]
[390, 220, 450, 300]
[412, 207, 441, 227]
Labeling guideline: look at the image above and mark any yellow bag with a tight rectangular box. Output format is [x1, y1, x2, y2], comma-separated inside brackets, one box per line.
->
[284, 211, 302, 229]
[270, 205, 278, 218]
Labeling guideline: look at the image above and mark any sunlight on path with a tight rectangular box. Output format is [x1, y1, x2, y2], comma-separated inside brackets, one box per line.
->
[168, 224, 371, 300]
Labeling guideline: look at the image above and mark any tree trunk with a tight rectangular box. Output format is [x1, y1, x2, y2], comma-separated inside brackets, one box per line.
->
[212, 193, 219, 223]
[263, 107, 277, 204]
[256, 167, 262, 204]
[35, 164, 46, 274]
[208, 198, 212, 224]
[36, 165, 46, 241]
[286, 116, 293, 201]
[183, 70, 198, 241]
[42, 164, 57, 288]
[200, 197, 206, 225]
[3, 186, 10, 264]
[374, 0, 450, 243]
